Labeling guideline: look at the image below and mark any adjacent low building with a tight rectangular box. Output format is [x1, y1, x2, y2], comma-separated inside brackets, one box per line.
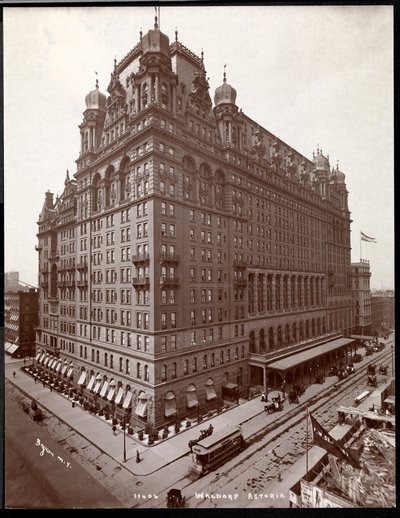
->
[4, 288, 39, 358]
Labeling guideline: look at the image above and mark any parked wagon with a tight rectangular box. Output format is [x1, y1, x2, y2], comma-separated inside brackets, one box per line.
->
[167, 489, 185, 508]
[314, 373, 325, 384]
[368, 375, 377, 387]
[265, 397, 283, 413]
[353, 353, 363, 363]
[379, 365, 388, 375]
[367, 364, 376, 375]
[288, 391, 299, 404]
[293, 384, 306, 396]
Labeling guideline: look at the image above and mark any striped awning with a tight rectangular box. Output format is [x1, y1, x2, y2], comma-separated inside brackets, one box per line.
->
[87, 375, 96, 391]
[100, 382, 109, 398]
[115, 387, 125, 405]
[94, 380, 102, 394]
[135, 393, 148, 417]
[43, 356, 50, 366]
[55, 360, 62, 373]
[35, 352, 41, 361]
[107, 387, 116, 402]
[61, 363, 68, 376]
[67, 366, 74, 378]
[77, 371, 87, 386]
[122, 391, 133, 409]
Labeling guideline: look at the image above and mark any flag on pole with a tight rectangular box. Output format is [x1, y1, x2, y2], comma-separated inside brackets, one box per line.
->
[310, 413, 360, 469]
[360, 231, 377, 243]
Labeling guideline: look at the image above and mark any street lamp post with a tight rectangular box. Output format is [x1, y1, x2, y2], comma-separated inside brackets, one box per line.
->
[123, 415, 127, 463]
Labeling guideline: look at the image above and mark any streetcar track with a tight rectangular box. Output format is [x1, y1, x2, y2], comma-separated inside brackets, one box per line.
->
[180, 347, 393, 502]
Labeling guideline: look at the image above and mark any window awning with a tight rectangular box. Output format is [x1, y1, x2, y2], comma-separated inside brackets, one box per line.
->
[77, 371, 87, 386]
[123, 391, 133, 409]
[107, 387, 116, 401]
[165, 399, 177, 417]
[5, 342, 13, 352]
[55, 361, 62, 373]
[87, 375, 96, 391]
[61, 364, 68, 376]
[115, 387, 125, 405]
[67, 366, 74, 378]
[94, 380, 102, 394]
[135, 396, 148, 417]
[7, 343, 19, 355]
[35, 352, 41, 361]
[48, 358, 55, 369]
[186, 390, 199, 408]
[205, 384, 217, 401]
[100, 381, 109, 398]
[43, 356, 50, 366]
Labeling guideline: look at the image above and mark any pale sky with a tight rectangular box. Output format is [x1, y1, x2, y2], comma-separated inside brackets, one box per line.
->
[4, 5, 394, 289]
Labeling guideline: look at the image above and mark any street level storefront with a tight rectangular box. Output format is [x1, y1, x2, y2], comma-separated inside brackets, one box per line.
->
[250, 337, 356, 394]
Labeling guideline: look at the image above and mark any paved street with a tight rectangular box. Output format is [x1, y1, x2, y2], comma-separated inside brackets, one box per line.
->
[5, 384, 121, 509]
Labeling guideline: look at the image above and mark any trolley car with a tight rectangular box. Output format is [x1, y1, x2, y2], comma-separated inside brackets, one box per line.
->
[188, 425, 244, 479]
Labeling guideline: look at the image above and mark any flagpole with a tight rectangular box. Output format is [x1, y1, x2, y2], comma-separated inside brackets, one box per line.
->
[360, 231, 362, 261]
[306, 408, 309, 481]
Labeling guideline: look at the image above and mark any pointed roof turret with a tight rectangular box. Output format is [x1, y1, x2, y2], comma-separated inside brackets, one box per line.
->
[214, 65, 237, 106]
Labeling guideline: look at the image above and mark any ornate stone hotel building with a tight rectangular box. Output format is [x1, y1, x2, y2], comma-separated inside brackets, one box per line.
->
[35, 22, 354, 428]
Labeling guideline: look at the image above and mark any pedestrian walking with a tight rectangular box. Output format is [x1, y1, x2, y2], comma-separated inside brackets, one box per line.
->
[23, 359, 26, 366]
[136, 450, 141, 463]
[34, 376, 37, 384]
[50, 385, 53, 392]
[12, 371, 16, 379]
[112, 425, 117, 436]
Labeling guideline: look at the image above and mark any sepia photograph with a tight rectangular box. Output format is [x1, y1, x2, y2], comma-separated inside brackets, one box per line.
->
[3, 2, 395, 509]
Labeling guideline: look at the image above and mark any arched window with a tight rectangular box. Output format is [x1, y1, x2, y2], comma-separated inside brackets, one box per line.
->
[186, 384, 198, 408]
[136, 362, 142, 379]
[144, 364, 149, 381]
[161, 83, 168, 109]
[161, 364, 167, 382]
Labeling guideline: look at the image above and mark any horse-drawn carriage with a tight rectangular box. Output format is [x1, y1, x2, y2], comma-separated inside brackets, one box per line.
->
[367, 364, 376, 375]
[288, 391, 299, 404]
[368, 375, 377, 387]
[346, 363, 355, 374]
[264, 396, 283, 413]
[379, 365, 388, 375]
[327, 366, 338, 377]
[167, 489, 185, 508]
[314, 373, 325, 384]
[353, 353, 363, 363]
[293, 384, 306, 396]
[337, 369, 348, 380]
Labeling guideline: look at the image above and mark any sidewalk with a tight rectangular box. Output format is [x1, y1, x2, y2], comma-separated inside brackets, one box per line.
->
[4, 334, 394, 477]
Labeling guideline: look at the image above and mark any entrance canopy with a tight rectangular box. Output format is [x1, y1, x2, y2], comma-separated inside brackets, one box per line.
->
[267, 337, 355, 373]
[350, 335, 374, 341]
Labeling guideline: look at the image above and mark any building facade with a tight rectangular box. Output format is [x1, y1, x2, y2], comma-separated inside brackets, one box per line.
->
[351, 260, 372, 336]
[35, 23, 354, 428]
[4, 288, 39, 358]
[371, 292, 395, 336]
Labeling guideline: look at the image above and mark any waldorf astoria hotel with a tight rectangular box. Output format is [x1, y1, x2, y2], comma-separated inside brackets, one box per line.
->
[35, 21, 354, 428]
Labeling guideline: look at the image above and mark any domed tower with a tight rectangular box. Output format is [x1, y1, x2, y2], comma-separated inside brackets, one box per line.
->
[213, 68, 243, 149]
[312, 148, 330, 199]
[331, 163, 349, 213]
[130, 16, 178, 113]
[78, 79, 107, 157]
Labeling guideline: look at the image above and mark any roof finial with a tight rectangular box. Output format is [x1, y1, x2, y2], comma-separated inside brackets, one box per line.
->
[201, 48, 204, 62]
[336, 159, 340, 171]
[154, 6, 159, 29]
[175, 28, 178, 42]
[317, 144, 320, 155]
[223, 64, 227, 83]
[95, 71, 99, 89]
[114, 57, 117, 73]
[140, 28, 143, 39]
[65, 169, 70, 182]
